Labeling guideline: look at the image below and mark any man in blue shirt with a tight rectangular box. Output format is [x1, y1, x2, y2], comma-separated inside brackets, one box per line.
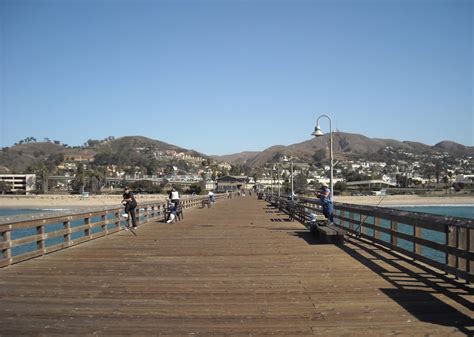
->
[316, 183, 334, 222]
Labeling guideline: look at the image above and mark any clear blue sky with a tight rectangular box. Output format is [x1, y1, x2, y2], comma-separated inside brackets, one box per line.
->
[1, 0, 472, 155]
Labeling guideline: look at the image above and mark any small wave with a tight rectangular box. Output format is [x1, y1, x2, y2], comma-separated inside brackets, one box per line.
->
[387, 204, 474, 208]
[40, 208, 71, 211]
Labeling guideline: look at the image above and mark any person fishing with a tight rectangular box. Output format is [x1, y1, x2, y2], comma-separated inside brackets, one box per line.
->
[316, 183, 334, 222]
[122, 186, 138, 229]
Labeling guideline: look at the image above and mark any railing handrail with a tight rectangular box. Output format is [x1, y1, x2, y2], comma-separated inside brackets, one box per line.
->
[0, 193, 236, 268]
[268, 193, 472, 283]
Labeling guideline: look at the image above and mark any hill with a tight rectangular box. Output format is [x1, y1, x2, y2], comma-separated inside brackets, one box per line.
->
[0, 142, 66, 173]
[210, 151, 260, 164]
[1, 133, 472, 174]
[224, 132, 474, 167]
[0, 136, 209, 174]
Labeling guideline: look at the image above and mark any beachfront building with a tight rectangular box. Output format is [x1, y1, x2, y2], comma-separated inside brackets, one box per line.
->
[0, 174, 36, 193]
[216, 175, 249, 192]
[205, 180, 216, 191]
[345, 179, 397, 190]
[455, 174, 474, 186]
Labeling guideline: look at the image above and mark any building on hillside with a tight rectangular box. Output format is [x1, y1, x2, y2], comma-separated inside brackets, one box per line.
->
[0, 174, 36, 193]
[455, 174, 474, 186]
[345, 179, 397, 189]
[64, 150, 95, 162]
[205, 180, 216, 191]
[216, 175, 249, 192]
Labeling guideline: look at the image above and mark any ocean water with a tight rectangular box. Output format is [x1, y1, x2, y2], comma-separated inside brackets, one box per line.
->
[333, 205, 472, 265]
[396, 206, 474, 219]
[0, 208, 45, 217]
[0, 207, 132, 257]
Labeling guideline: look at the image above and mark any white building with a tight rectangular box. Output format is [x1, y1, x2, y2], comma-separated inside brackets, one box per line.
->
[0, 174, 36, 193]
[455, 174, 474, 185]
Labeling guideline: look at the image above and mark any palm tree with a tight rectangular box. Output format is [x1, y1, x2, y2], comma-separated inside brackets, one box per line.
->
[0, 181, 12, 194]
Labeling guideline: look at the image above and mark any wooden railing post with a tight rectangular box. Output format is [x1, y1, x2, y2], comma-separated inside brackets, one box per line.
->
[135, 208, 140, 226]
[459, 226, 467, 279]
[374, 217, 381, 240]
[85, 217, 91, 238]
[447, 225, 458, 279]
[414, 225, 422, 259]
[2, 226, 12, 266]
[468, 227, 472, 284]
[64, 220, 71, 246]
[391, 221, 398, 248]
[114, 212, 121, 230]
[37, 225, 45, 253]
[101, 214, 107, 234]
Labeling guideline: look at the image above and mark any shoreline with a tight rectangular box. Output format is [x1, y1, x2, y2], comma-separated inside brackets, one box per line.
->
[0, 194, 168, 209]
[0, 194, 473, 209]
[335, 195, 474, 207]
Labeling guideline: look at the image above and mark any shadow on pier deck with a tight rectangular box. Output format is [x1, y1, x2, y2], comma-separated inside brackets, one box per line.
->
[0, 197, 472, 336]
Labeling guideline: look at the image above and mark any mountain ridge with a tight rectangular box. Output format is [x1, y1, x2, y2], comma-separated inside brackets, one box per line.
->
[1, 133, 472, 173]
[215, 132, 474, 166]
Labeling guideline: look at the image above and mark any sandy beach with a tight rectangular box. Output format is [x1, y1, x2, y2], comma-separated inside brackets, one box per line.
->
[0, 193, 473, 209]
[0, 194, 169, 209]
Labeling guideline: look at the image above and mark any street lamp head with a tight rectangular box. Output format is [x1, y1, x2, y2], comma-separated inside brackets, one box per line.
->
[311, 125, 324, 137]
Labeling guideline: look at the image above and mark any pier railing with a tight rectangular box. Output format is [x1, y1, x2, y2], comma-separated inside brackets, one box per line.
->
[0, 194, 231, 268]
[270, 195, 473, 283]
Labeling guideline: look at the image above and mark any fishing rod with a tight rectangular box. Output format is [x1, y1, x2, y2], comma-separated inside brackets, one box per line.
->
[98, 194, 137, 236]
[356, 193, 387, 238]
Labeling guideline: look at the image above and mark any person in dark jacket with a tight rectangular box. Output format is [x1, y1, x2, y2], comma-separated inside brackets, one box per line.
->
[122, 186, 138, 229]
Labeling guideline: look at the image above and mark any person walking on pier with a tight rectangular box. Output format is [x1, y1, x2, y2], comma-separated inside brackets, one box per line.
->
[122, 186, 138, 229]
[316, 183, 334, 222]
[169, 187, 180, 205]
[208, 190, 215, 204]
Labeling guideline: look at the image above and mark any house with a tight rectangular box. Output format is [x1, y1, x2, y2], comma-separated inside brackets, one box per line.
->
[216, 175, 249, 192]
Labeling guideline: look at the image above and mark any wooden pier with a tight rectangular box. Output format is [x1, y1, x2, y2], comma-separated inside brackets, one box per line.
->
[0, 197, 473, 336]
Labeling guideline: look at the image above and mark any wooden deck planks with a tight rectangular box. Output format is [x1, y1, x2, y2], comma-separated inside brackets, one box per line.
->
[0, 196, 472, 336]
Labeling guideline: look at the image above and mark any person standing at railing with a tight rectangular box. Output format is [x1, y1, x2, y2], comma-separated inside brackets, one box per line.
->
[122, 186, 138, 229]
[316, 183, 334, 222]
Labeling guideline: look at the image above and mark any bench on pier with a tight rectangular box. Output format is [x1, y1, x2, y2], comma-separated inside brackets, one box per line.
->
[164, 202, 183, 223]
[310, 220, 345, 244]
[201, 199, 211, 208]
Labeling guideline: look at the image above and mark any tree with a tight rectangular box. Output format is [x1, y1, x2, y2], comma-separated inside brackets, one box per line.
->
[71, 164, 86, 194]
[312, 149, 327, 165]
[47, 153, 64, 170]
[0, 180, 12, 194]
[25, 161, 49, 193]
[129, 180, 162, 194]
[187, 181, 205, 195]
[442, 176, 449, 187]
[293, 173, 308, 194]
[334, 181, 347, 192]
[164, 165, 175, 176]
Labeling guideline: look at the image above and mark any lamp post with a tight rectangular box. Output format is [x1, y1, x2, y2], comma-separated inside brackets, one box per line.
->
[311, 114, 333, 200]
[277, 164, 281, 200]
[283, 153, 294, 201]
[271, 166, 274, 196]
